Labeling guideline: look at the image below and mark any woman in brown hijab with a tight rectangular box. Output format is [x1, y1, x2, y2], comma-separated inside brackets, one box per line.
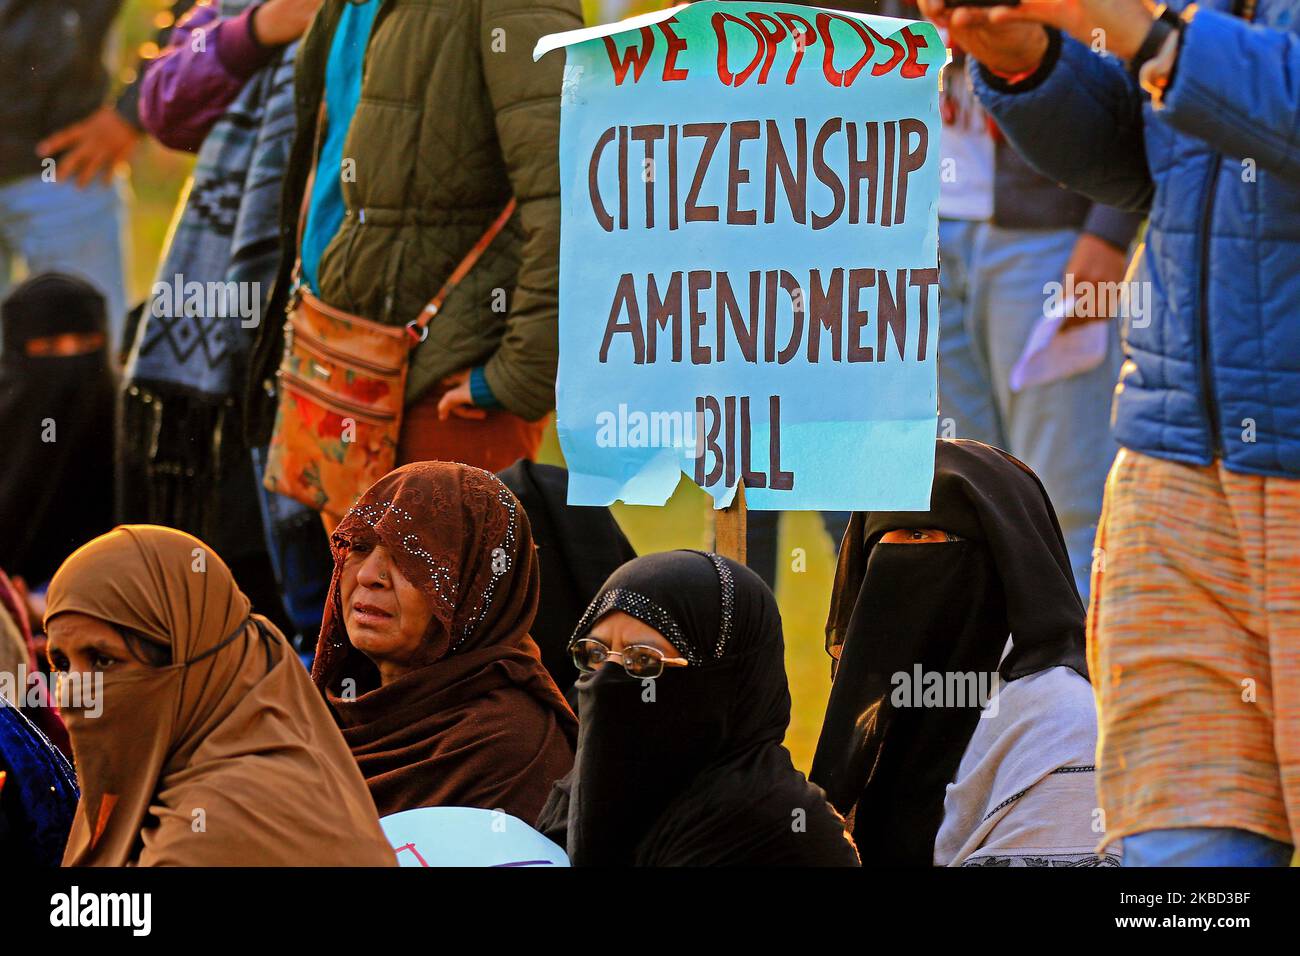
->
[313, 461, 577, 822]
[44, 525, 394, 866]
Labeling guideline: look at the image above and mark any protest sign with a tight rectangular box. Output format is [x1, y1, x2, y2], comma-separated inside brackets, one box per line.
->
[536, 2, 944, 511]
[381, 807, 570, 867]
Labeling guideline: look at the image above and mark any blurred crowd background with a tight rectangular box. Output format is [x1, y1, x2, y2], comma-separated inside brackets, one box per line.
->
[105, 0, 843, 771]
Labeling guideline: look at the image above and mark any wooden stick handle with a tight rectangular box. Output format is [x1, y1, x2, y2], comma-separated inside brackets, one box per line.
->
[713, 483, 747, 564]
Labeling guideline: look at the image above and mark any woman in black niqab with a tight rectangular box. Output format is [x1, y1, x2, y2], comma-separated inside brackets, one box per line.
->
[0, 274, 115, 586]
[810, 439, 1089, 866]
[537, 549, 859, 867]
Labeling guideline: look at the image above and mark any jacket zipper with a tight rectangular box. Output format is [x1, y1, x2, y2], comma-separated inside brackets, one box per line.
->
[289, 321, 404, 377]
[1196, 0, 1254, 458]
[277, 369, 397, 423]
[1196, 155, 1223, 459]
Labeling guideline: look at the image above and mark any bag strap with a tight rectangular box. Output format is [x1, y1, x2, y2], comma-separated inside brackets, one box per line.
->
[403, 198, 517, 344]
[291, 172, 313, 293]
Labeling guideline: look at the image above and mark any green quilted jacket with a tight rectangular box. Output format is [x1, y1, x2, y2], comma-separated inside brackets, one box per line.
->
[247, 0, 581, 442]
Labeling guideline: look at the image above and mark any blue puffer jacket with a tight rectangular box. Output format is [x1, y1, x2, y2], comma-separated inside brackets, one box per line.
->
[972, 1, 1300, 477]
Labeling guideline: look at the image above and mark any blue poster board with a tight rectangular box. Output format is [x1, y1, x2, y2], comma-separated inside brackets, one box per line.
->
[381, 807, 570, 867]
[537, 2, 943, 510]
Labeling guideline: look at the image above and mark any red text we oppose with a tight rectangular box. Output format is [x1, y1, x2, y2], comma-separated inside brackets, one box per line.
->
[603, 9, 933, 88]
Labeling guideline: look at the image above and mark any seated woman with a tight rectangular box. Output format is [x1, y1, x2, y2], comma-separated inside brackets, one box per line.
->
[812, 438, 1118, 867]
[312, 462, 577, 823]
[43, 525, 394, 866]
[538, 550, 860, 866]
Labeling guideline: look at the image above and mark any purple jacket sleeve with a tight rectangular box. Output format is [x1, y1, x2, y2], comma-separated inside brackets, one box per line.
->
[139, 4, 280, 152]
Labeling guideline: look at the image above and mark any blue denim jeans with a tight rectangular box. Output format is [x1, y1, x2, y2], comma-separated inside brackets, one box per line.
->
[0, 173, 128, 353]
[937, 218, 1123, 601]
[1123, 827, 1295, 867]
[250, 448, 333, 660]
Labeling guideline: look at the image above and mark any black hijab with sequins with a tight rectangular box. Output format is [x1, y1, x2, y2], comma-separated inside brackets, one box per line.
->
[537, 550, 860, 866]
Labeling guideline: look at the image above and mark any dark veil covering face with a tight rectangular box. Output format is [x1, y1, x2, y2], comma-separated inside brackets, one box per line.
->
[811, 439, 1088, 867]
[538, 550, 859, 867]
[0, 274, 115, 586]
[496, 459, 636, 694]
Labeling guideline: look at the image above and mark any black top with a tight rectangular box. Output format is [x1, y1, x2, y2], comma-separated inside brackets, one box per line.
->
[496, 460, 636, 696]
[538, 550, 859, 867]
[0, 2, 198, 183]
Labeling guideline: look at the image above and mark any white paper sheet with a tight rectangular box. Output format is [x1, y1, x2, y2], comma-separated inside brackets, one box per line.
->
[1008, 296, 1108, 393]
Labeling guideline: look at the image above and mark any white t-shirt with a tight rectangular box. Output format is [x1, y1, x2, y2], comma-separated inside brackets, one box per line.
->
[934, 666, 1121, 866]
[938, 32, 995, 222]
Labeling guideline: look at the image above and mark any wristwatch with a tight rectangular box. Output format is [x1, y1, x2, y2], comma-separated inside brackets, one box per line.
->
[1129, 4, 1183, 80]
[1139, 28, 1183, 106]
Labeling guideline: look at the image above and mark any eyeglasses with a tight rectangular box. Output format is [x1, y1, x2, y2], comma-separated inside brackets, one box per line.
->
[571, 638, 689, 679]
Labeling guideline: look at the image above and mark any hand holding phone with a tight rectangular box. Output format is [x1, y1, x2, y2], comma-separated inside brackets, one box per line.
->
[916, 0, 1048, 75]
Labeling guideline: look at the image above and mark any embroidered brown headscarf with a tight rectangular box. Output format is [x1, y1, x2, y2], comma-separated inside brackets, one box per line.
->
[314, 462, 577, 822]
[44, 525, 395, 867]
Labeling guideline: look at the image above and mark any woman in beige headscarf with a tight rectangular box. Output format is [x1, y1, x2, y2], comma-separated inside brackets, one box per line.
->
[43, 525, 394, 866]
